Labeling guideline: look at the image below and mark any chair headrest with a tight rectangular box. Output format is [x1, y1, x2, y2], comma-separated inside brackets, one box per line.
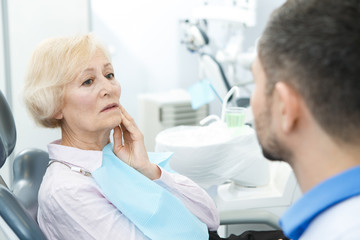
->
[0, 91, 16, 168]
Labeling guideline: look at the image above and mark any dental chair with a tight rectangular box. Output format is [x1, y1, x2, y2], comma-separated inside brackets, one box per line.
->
[0, 90, 48, 240]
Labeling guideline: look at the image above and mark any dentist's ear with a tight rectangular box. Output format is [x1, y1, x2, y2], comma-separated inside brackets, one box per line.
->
[274, 82, 301, 133]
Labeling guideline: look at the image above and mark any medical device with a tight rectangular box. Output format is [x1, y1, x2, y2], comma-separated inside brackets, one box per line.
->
[138, 89, 208, 151]
[155, 86, 301, 231]
[155, 86, 268, 188]
[180, 0, 257, 103]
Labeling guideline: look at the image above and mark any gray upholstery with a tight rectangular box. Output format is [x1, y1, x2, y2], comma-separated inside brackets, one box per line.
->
[0, 91, 16, 167]
[0, 185, 47, 240]
[0, 90, 47, 240]
[13, 148, 49, 221]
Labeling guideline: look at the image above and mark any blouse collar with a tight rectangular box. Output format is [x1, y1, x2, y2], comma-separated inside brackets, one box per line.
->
[47, 139, 103, 173]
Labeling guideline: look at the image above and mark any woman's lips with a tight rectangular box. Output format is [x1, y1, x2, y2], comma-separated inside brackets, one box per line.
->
[101, 103, 119, 112]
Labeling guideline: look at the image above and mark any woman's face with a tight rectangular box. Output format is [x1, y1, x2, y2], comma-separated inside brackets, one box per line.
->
[57, 50, 122, 135]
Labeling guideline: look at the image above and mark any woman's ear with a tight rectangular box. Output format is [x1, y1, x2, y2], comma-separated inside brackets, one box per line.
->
[274, 82, 301, 133]
[54, 111, 63, 120]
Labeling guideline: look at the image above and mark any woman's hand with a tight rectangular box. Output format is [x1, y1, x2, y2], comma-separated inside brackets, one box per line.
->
[113, 105, 161, 180]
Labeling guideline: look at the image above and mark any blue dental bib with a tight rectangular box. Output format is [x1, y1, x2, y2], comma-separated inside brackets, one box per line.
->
[92, 143, 209, 240]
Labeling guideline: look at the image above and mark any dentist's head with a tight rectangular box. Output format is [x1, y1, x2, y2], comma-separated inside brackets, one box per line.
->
[251, 0, 360, 191]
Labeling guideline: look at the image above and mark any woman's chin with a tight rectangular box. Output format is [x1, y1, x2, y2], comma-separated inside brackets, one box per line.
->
[110, 120, 121, 129]
[93, 118, 121, 133]
[106, 117, 122, 128]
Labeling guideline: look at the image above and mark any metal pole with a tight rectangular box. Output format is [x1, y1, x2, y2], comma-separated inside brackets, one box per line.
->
[1, 0, 12, 108]
[88, 0, 93, 32]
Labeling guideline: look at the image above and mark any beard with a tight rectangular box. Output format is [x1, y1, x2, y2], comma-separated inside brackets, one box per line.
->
[261, 137, 285, 161]
[253, 108, 291, 162]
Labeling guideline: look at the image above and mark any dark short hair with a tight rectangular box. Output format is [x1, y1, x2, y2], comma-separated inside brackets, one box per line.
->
[259, 0, 360, 144]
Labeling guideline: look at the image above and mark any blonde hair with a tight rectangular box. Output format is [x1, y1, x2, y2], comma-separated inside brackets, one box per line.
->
[24, 34, 110, 128]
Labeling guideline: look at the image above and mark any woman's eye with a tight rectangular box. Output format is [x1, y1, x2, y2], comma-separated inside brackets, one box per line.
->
[106, 73, 115, 79]
[82, 79, 93, 86]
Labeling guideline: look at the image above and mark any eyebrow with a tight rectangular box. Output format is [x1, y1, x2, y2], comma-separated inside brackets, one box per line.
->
[103, 63, 112, 69]
[80, 63, 113, 75]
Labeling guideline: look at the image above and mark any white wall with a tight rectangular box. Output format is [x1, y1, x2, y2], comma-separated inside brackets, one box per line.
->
[92, 0, 203, 121]
[91, 0, 286, 122]
[2, 0, 89, 186]
[1, 0, 286, 187]
[242, 0, 286, 50]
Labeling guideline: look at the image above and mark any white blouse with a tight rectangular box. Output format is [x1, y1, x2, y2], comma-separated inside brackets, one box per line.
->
[37, 140, 219, 240]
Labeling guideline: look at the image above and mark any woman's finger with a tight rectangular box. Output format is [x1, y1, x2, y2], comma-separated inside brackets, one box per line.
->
[113, 125, 123, 147]
[120, 123, 131, 139]
[120, 112, 139, 135]
[119, 105, 137, 126]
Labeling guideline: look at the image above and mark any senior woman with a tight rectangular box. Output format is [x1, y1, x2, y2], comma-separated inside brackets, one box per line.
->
[23, 34, 219, 240]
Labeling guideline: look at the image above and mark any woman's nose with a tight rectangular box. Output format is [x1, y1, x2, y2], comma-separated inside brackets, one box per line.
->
[99, 77, 113, 97]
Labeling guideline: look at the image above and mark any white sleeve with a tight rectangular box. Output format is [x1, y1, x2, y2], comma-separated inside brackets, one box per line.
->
[37, 178, 150, 240]
[154, 167, 220, 231]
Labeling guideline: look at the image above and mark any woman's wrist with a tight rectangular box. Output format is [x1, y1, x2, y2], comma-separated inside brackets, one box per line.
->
[139, 163, 161, 180]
